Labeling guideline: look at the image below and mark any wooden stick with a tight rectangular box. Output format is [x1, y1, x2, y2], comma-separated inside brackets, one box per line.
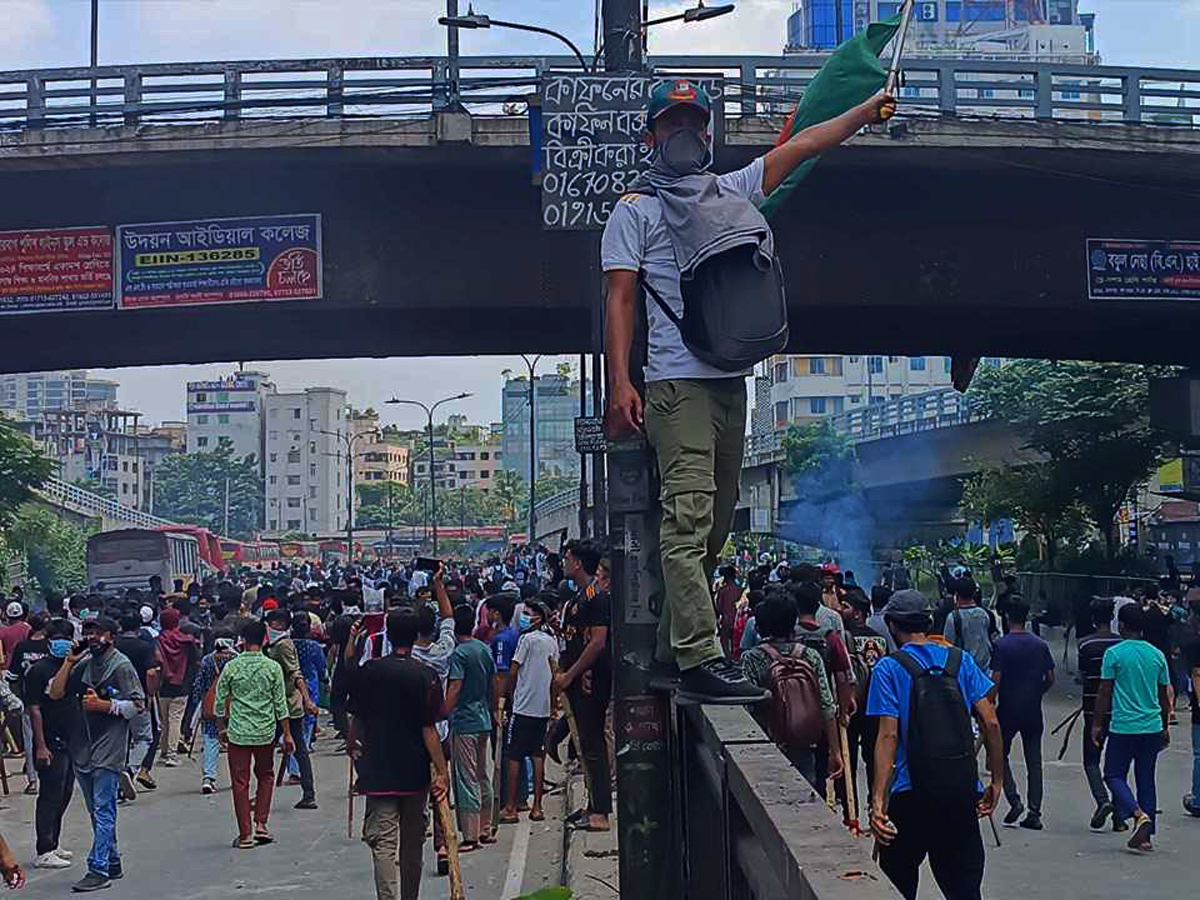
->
[491, 701, 505, 832]
[559, 691, 592, 804]
[347, 755, 355, 840]
[838, 721, 860, 835]
[431, 765, 465, 900]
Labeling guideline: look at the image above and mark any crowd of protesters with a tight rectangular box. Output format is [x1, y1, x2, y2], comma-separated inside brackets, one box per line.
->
[0, 537, 613, 898]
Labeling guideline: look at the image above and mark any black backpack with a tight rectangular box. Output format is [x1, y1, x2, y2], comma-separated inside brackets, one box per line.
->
[891, 647, 978, 799]
[640, 243, 788, 372]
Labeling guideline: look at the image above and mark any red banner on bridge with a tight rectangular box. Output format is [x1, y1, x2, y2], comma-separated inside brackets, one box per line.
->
[0, 226, 114, 315]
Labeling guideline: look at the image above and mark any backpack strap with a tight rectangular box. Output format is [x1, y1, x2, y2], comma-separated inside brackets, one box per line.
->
[951, 609, 964, 649]
[890, 648, 926, 679]
[637, 271, 684, 331]
[761, 643, 781, 663]
[944, 646, 963, 678]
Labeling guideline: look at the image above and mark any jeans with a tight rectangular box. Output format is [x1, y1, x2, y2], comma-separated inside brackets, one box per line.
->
[21, 711, 36, 783]
[645, 378, 745, 670]
[202, 733, 221, 783]
[128, 707, 154, 774]
[877, 791, 985, 900]
[228, 744, 275, 839]
[1104, 732, 1162, 835]
[76, 768, 121, 878]
[288, 718, 315, 777]
[363, 794, 427, 900]
[34, 747, 74, 856]
[280, 717, 314, 801]
[1192, 721, 1200, 802]
[1001, 717, 1044, 814]
[1082, 712, 1110, 808]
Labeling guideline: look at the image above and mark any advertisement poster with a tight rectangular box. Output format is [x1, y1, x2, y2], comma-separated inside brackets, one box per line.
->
[117, 214, 322, 309]
[1087, 238, 1200, 301]
[0, 226, 114, 315]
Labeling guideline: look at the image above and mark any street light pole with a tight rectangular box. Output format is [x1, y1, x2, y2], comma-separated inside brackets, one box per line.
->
[317, 425, 379, 566]
[386, 393, 471, 557]
[521, 354, 542, 546]
[90, 0, 98, 126]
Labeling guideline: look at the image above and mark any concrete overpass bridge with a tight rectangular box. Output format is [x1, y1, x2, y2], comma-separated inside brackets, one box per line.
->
[2, 54, 1200, 373]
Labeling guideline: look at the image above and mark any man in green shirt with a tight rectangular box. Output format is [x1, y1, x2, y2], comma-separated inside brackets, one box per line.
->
[216, 620, 294, 848]
[265, 608, 319, 809]
[445, 605, 495, 850]
[1092, 604, 1172, 852]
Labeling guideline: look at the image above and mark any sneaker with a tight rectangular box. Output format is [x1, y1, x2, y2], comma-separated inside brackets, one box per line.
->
[1003, 802, 1025, 827]
[54, 849, 74, 861]
[176, 741, 189, 755]
[107, 865, 122, 880]
[71, 872, 111, 892]
[648, 659, 682, 693]
[34, 852, 71, 870]
[161, 758, 178, 768]
[1091, 801, 1114, 832]
[1127, 812, 1153, 850]
[118, 772, 137, 802]
[677, 658, 770, 705]
[1113, 817, 1128, 832]
[1020, 813, 1044, 831]
[202, 780, 215, 795]
[24, 780, 38, 796]
[294, 797, 319, 810]
[1184, 794, 1200, 818]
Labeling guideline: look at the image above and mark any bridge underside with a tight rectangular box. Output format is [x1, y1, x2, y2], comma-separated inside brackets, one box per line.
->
[3, 116, 1200, 372]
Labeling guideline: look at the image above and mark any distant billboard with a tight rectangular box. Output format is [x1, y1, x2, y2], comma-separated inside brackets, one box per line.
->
[0, 226, 114, 315]
[117, 214, 322, 309]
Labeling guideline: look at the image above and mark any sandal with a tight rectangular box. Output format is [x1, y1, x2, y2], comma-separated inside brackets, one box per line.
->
[529, 809, 545, 822]
[254, 827, 275, 845]
[458, 840, 478, 853]
[478, 831, 497, 845]
[498, 813, 520, 825]
[436, 854, 450, 876]
[565, 808, 588, 825]
[231, 836, 255, 849]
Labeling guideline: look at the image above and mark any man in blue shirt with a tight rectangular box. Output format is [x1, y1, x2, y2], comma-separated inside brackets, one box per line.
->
[867, 590, 1004, 900]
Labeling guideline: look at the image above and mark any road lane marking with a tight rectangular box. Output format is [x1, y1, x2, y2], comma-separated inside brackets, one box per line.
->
[501, 817, 533, 899]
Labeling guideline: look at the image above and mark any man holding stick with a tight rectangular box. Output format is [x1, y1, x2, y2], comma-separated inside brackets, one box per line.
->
[346, 609, 450, 900]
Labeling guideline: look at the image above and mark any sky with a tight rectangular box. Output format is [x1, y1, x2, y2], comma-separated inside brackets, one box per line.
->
[5, 0, 1199, 427]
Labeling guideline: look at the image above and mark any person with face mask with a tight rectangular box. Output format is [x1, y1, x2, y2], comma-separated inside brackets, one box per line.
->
[601, 80, 895, 704]
[25, 619, 82, 870]
[46, 616, 145, 893]
[264, 607, 319, 809]
[499, 601, 558, 825]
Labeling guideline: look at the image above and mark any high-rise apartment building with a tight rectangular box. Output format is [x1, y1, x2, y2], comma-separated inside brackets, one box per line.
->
[501, 374, 588, 482]
[0, 370, 118, 419]
[263, 388, 349, 536]
[21, 408, 145, 506]
[136, 421, 187, 514]
[186, 371, 275, 472]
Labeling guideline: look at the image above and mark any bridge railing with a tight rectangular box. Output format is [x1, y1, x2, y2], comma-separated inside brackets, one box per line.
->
[745, 386, 989, 466]
[2, 55, 1199, 131]
[35, 476, 177, 530]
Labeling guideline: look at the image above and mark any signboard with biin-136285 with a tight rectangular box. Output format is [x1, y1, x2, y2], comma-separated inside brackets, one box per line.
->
[116, 214, 322, 310]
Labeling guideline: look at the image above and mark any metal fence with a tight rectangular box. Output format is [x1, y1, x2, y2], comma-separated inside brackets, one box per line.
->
[2, 54, 1199, 130]
[35, 476, 177, 530]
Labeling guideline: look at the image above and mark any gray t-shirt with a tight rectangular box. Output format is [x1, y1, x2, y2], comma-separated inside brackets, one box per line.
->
[944, 605, 996, 672]
[600, 157, 767, 383]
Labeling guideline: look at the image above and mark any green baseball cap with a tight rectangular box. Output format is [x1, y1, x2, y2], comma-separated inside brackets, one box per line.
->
[646, 79, 712, 129]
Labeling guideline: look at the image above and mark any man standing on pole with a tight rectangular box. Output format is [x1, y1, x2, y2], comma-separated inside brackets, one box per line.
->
[602, 81, 895, 702]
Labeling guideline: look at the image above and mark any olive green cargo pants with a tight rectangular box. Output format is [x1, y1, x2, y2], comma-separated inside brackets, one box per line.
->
[644, 377, 746, 671]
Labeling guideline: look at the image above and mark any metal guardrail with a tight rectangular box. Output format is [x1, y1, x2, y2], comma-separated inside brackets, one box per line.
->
[746, 386, 987, 465]
[1, 54, 1199, 130]
[35, 476, 177, 530]
[678, 704, 896, 900]
[532, 486, 584, 522]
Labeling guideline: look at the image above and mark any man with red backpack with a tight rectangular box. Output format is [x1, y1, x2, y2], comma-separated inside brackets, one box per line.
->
[739, 590, 842, 790]
[868, 590, 1004, 900]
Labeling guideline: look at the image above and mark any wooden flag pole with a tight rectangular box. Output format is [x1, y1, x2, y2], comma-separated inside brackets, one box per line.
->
[431, 764, 466, 900]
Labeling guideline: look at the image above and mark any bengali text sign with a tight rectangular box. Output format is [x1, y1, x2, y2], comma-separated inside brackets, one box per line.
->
[1087, 238, 1200, 301]
[117, 214, 322, 309]
[0, 226, 114, 315]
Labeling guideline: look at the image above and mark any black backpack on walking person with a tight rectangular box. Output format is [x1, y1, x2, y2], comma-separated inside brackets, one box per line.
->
[890, 647, 978, 800]
[639, 243, 789, 372]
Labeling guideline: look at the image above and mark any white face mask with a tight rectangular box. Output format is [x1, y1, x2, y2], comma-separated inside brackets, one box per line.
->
[267, 627, 288, 643]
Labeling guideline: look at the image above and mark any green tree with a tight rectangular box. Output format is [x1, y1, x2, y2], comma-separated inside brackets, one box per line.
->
[6, 506, 91, 596]
[0, 419, 54, 528]
[969, 360, 1171, 563]
[960, 461, 1089, 569]
[153, 440, 264, 539]
[781, 420, 856, 496]
[492, 470, 527, 528]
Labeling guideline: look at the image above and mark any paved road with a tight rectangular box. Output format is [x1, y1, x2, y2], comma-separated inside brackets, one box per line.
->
[0, 721, 564, 900]
[913, 635, 1199, 899]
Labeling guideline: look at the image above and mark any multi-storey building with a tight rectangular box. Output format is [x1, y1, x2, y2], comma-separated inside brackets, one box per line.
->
[501, 374, 588, 481]
[186, 371, 275, 473]
[0, 370, 118, 419]
[27, 408, 144, 506]
[136, 421, 187, 514]
[263, 388, 349, 536]
[449, 439, 504, 493]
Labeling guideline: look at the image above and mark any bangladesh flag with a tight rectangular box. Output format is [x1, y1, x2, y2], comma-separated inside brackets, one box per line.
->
[758, 13, 905, 221]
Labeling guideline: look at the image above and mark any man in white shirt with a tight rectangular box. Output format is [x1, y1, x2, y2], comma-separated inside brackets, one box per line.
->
[498, 602, 558, 824]
[602, 79, 895, 703]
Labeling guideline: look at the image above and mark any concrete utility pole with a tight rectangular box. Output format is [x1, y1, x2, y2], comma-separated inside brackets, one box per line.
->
[602, 0, 643, 71]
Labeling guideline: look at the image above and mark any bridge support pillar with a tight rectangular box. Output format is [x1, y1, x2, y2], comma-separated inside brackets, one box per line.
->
[436, 110, 473, 143]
